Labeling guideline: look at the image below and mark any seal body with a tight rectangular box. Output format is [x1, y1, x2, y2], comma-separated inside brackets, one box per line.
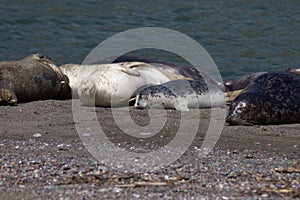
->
[60, 62, 186, 107]
[226, 72, 300, 125]
[286, 68, 300, 76]
[94, 55, 225, 91]
[225, 72, 266, 92]
[60, 63, 100, 98]
[134, 79, 225, 111]
[224, 69, 300, 92]
[0, 54, 71, 104]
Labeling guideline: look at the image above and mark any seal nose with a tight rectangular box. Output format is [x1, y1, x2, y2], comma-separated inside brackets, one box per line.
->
[225, 113, 241, 125]
[226, 112, 253, 126]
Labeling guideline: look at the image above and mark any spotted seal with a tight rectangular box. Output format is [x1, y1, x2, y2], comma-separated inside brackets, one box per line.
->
[226, 72, 300, 125]
[94, 55, 225, 91]
[134, 79, 225, 111]
[0, 53, 71, 105]
[60, 62, 188, 107]
[225, 68, 300, 92]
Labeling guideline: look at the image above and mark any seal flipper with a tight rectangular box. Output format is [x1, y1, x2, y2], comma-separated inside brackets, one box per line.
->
[225, 89, 243, 103]
[117, 63, 141, 77]
[78, 81, 96, 106]
[175, 99, 189, 111]
[119, 68, 140, 76]
[0, 88, 18, 105]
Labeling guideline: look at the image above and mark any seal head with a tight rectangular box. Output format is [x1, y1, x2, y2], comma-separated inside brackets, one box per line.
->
[0, 53, 71, 105]
[226, 72, 300, 125]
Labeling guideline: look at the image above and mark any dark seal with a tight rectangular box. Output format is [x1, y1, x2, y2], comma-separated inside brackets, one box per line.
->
[226, 72, 300, 125]
[0, 53, 71, 105]
[224, 72, 267, 92]
[225, 69, 300, 92]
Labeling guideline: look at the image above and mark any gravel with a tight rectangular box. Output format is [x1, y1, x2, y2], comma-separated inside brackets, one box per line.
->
[0, 100, 299, 199]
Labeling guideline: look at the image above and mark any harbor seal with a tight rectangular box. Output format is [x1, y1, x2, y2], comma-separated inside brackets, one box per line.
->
[224, 72, 267, 92]
[286, 68, 300, 76]
[226, 72, 300, 125]
[0, 53, 71, 104]
[60, 62, 187, 107]
[134, 79, 225, 111]
[94, 55, 225, 91]
[225, 68, 300, 92]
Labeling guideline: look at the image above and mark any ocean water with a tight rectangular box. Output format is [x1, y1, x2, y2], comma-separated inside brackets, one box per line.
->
[0, 0, 299, 80]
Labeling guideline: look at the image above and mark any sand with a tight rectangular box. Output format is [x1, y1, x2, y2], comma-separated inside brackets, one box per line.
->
[0, 99, 299, 199]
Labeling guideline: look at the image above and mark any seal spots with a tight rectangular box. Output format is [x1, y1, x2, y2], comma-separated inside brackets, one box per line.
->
[226, 72, 300, 125]
[135, 79, 225, 111]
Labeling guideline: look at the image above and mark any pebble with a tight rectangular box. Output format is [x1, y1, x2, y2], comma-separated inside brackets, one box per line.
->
[82, 132, 91, 137]
[33, 133, 42, 138]
[0, 139, 299, 199]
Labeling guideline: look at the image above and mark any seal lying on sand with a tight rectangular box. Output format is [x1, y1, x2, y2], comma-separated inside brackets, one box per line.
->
[226, 72, 300, 125]
[60, 62, 187, 107]
[0, 54, 71, 104]
[224, 72, 267, 92]
[94, 55, 224, 91]
[224, 68, 300, 92]
[134, 79, 225, 111]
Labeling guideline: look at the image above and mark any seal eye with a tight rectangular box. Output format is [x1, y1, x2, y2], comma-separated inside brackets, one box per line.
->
[35, 53, 51, 61]
[238, 102, 246, 108]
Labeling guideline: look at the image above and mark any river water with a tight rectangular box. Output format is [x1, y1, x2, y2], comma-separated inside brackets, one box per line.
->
[0, 0, 299, 80]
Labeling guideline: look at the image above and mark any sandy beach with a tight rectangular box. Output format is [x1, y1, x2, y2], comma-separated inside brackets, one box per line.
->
[0, 99, 299, 199]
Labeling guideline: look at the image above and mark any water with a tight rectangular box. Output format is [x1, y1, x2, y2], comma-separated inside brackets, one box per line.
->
[0, 0, 299, 80]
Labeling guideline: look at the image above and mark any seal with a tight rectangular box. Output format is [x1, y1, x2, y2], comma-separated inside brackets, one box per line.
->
[134, 79, 225, 111]
[94, 55, 225, 91]
[286, 68, 300, 76]
[0, 53, 71, 105]
[224, 72, 267, 92]
[226, 72, 300, 125]
[60, 62, 187, 107]
[60, 63, 99, 98]
[225, 69, 300, 92]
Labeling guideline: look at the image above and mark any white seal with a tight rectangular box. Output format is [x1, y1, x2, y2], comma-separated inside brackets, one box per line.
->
[60, 62, 187, 107]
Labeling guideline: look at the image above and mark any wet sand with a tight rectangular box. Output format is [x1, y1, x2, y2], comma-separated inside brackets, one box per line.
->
[0, 100, 299, 199]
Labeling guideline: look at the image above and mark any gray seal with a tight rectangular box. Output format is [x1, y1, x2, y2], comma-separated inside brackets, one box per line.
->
[134, 79, 225, 111]
[0, 53, 71, 104]
[226, 72, 300, 125]
[94, 55, 225, 91]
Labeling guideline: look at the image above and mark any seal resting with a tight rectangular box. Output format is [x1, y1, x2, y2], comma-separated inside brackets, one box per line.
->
[224, 72, 267, 92]
[134, 79, 225, 111]
[224, 68, 300, 92]
[224, 68, 300, 102]
[60, 62, 187, 107]
[94, 55, 225, 90]
[226, 72, 300, 125]
[0, 53, 71, 105]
